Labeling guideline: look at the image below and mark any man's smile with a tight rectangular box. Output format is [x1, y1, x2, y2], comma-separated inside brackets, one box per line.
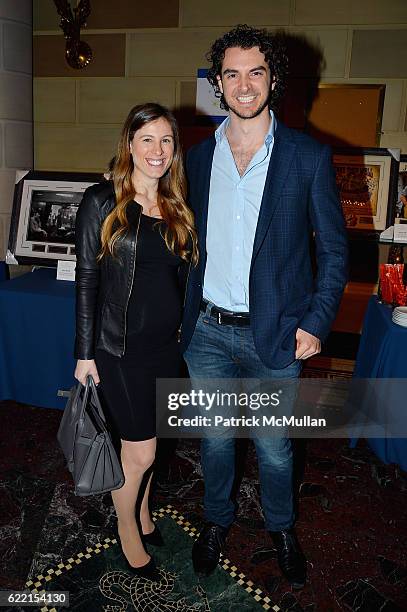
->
[236, 94, 257, 104]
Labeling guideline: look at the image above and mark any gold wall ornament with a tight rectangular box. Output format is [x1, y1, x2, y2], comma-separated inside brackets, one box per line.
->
[53, 0, 92, 69]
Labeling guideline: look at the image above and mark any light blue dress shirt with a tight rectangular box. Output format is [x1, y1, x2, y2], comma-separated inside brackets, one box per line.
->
[203, 111, 275, 311]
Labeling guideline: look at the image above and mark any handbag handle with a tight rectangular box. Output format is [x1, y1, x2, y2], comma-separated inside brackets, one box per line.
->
[87, 375, 107, 424]
[75, 376, 108, 432]
[74, 375, 98, 422]
[69, 377, 91, 423]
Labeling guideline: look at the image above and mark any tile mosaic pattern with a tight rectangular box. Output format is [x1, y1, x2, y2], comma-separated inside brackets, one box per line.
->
[24, 506, 271, 611]
[26, 537, 117, 612]
[0, 401, 406, 610]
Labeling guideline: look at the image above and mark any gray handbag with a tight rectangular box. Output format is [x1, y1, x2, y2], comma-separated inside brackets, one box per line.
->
[57, 375, 124, 496]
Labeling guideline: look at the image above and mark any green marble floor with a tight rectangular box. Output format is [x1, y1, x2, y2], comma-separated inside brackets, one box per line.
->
[27, 508, 270, 611]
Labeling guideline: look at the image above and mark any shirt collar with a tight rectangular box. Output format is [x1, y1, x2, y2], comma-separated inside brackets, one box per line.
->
[215, 109, 275, 149]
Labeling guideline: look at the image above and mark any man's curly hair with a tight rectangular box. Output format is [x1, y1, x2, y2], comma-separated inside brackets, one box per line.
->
[206, 24, 288, 111]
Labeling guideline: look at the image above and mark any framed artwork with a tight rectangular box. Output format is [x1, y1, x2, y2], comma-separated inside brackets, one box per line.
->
[307, 84, 385, 147]
[332, 148, 399, 232]
[280, 83, 385, 147]
[395, 154, 407, 221]
[7, 170, 103, 266]
[195, 68, 227, 124]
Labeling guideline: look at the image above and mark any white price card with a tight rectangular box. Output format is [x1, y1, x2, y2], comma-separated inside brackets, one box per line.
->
[393, 222, 407, 243]
[57, 260, 76, 281]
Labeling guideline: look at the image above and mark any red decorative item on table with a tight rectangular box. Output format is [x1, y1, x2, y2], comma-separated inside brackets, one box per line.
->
[379, 264, 407, 306]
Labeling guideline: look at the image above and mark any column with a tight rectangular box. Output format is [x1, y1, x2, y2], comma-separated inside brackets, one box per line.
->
[0, 0, 32, 259]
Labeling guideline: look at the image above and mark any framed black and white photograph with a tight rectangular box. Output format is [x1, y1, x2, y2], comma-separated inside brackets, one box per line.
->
[7, 171, 103, 266]
[332, 148, 399, 232]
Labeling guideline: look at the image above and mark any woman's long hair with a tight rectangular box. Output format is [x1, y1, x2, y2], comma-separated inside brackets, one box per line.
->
[99, 103, 198, 264]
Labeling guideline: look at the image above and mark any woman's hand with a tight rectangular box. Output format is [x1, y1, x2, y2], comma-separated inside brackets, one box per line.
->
[74, 359, 100, 386]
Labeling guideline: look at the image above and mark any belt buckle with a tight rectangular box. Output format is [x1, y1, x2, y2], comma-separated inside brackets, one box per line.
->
[217, 311, 222, 325]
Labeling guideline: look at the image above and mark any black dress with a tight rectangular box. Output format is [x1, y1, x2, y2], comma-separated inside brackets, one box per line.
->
[95, 214, 183, 441]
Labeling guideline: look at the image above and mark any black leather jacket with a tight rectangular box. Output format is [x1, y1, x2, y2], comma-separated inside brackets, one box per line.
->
[74, 181, 191, 360]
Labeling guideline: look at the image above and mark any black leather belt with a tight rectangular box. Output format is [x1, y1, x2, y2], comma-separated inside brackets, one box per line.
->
[200, 300, 250, 326]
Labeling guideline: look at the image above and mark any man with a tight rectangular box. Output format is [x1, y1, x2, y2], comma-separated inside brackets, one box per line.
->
[181, 24, 348, 589]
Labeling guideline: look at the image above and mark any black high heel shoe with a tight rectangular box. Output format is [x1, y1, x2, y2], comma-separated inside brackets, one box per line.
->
[123, 555, 161, 581]
[114, 525, 161, 581]
[142, 524, 164, 547]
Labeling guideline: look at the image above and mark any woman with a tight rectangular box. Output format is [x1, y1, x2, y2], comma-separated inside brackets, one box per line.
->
[74, 103, 197, 579]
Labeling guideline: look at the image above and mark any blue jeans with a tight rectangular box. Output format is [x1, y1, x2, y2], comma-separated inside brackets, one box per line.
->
[184, 305, 302, 531]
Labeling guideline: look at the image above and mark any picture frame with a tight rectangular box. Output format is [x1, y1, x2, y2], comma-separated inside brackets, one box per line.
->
[7, 170, 103, 266]
[195, 68, 227, 125]
[332, 148, 399, 232]
[395, 154, 407, 222]
[306, 84, 385, 147]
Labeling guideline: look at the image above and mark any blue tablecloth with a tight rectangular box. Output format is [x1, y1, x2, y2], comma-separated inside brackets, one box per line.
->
[0, 262, 8, 281]
[352, 296, 407, 470]
[0, 268, 76, 409]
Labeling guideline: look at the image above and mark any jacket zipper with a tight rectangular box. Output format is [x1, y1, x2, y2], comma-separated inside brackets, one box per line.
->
[122, 211, 141, 356]
[177, 258, 192, 342]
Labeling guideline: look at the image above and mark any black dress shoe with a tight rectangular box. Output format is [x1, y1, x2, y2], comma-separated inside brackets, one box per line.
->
[124, 555, 161, 582]
[142, 524, 164, 547]
[269, 528, 306, 589]
[192, 522, 228, 576]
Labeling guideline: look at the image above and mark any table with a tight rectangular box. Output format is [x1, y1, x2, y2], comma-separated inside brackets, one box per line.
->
[352, 296, 407, 470]
[0, 262, 8, 281]
[0, 268, 76, 409]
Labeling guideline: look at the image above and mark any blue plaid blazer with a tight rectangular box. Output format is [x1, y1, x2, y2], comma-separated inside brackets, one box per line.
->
[181, 120, 349, 369]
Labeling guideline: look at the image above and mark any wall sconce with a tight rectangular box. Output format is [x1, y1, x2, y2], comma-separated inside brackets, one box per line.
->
[53, 0, 93, 69]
